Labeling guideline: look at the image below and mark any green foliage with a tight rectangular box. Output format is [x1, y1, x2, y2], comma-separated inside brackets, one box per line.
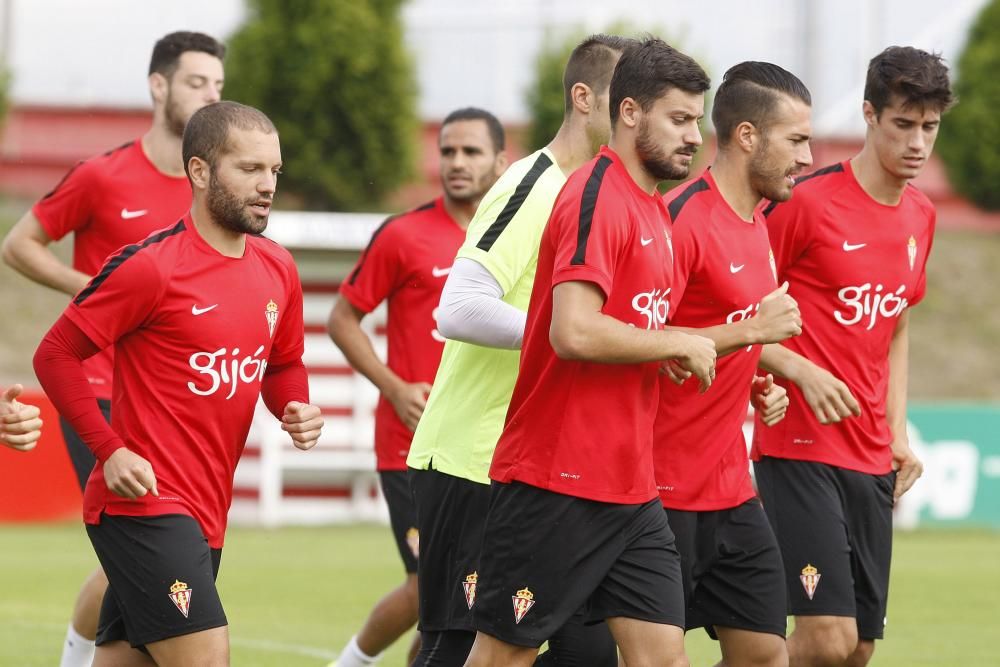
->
[938, 0, 1000, 210]
[223, 0, 418, 210]
[0, 68, 10, 126]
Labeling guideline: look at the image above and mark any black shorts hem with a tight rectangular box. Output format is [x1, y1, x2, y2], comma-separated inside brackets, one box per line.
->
[100, 617, 229, 650]
[857, 625, 885, 641]
[473, 623, 546, 650]
[703, 621, 786, 639]
[788, 606, 857, 618]
[590, 606, 684, 630]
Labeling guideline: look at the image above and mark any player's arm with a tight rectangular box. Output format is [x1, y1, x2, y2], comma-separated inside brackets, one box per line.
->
[550, 281, 717, 392]
[758, 343, 860, 424]
[0, 384, 44, 452]
[260, 359, 323, 451]
[328, 297, 430, 431]
[436, 257, 527, 349]
[1, 211, 91, 296]
[886, 310, 922, 501]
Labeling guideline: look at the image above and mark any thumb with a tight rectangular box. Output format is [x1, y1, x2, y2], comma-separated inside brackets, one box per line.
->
[766, 282, 789, 300]
[416, 382, 433, 394]
[764, 373, 774, 391]
[284, 401, 303, 416]
[1, 384, 23, 404]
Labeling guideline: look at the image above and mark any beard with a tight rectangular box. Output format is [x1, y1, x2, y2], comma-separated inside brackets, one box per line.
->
[635, 117, 696, 181]
[163, 88, 188, 138]
[207, 171, 269, 235]
[749, 138, 795, 203]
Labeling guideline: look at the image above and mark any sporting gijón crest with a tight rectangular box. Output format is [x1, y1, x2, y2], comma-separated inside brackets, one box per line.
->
[512, 587, 536, 624]
[168, 579, 193, 618]
[463, 572, 478, 610]
[800, 564, 821, 601]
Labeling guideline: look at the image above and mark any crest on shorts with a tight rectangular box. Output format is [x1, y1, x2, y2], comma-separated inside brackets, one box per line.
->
[800, 564, 821, 601]
[769, 248, 778, 281]
[907, 236, 917, 271]
[512, 587, 536, 624]
[168, 579, 192, 618]
[462, 572, 478, 610]
[265, 299, 279, 337]
[406, 527, 420, 559]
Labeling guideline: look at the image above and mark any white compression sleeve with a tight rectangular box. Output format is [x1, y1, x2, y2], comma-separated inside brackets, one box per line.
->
[436, 257, 527, 350]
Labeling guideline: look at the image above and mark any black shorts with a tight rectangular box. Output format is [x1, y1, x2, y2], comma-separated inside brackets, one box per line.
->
[754, 456, 895, 640]
[86, 513, 228, 649]
[380, 470, 419, 574]
[409, 466, 491, 633]
[666, 498, 786, 638]
[59, 399, 110, 491]
[474, 481, 685, 649]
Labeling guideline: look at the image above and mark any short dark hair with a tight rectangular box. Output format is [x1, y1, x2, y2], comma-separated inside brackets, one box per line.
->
[563, 34, 638, 113]
[183, 102, 277, 178]
[864, 46, 954, 115]
[610, 38, 710, 124]
[441, 107, 506, 152]
[712, 61, 811, 147]
[149, 31, 226, 78]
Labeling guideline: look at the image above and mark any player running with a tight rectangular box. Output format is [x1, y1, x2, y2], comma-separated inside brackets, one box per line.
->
[327, 107, 507, 667]
[0, 31, 225, 667]
[655, 61, 811, 667]
[752, 46, 954, 667]
[33, 101, 322, 666]
[405, 34, 636, 666]
[466, 38, 715, 667]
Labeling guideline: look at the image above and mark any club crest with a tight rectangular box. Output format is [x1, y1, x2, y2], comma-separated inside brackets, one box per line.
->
[405, 527, 420, 559]
[512, 586, 536, 624]
[800, 563, 821, 601]
[462, 571, 478, 610]
[907, 236, 917, 271]
[168, 579, 193, 618]
[265, 299, 279, 337]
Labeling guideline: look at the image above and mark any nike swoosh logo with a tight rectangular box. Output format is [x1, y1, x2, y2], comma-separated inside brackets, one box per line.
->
[843, 241, 867, 252]
[730, 263, 745, 273]
[640, 237, 654, 246]
[121, 208, 148, 219]
[431, 266, 451, 278]
[191, 304, 218, 315]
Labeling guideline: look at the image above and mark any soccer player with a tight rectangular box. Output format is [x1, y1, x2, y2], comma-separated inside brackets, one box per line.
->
[655, 62, 812, 667]
[0, 30, 225, 667]
[33, 101, 322, 666]
[752, 47, 954, 666]
[466, 38, 716, 667]
[327, 107, 507, 667]
[0, 384, 44, 452]
[405, 34, 635, 666]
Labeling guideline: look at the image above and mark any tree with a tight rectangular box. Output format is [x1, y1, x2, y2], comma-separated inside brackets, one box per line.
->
[938, 0, 1000, 210]
[223, 0, 418, 210]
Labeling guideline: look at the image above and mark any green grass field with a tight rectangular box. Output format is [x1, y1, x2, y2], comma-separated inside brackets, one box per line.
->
[1, 523, 998, 666]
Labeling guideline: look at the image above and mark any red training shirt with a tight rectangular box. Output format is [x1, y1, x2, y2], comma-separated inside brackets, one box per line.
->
[490, 146, 674, 504]
[655, 171, 776, 510]
[33, 140, 193, 399]
[338, 197, 466, 470]
[65, 214, 305, 547]
[752, 161, 934, 474]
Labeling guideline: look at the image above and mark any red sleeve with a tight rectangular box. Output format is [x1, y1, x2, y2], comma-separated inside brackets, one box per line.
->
[32, 160, 96, 241]
[66, 248, 165, 349]
[260, 359, 310, 419]
[33, 316, 125, 462]
[338, 217, 404, 313]
[667, 216, 699, 315]
[762, 195, 811, 280]
[268, 259, 306, 367]
[550, 183, 629, 299]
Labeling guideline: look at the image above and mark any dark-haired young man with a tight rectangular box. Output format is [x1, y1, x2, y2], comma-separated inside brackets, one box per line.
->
[656, 61, 812, 667]
[753, 46, 955, 667]
[0, 31, 225, 666]
[34, 101, 322, 667]
[466, 38, 716, 667]
[327, 107, 507, 667]
[405, 34, 635, 667]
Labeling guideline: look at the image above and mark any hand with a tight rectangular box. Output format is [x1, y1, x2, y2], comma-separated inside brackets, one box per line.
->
[751, 282, 802, 344]
[890, 438, 924, 503]
[282, 401, 324, 450]
[675, 333, 717, 394]
[795, 361, 861, 425]
[0, 385, 44, 452]
[103, 448, 158, 499]
[751, 374, 789, 426]
[659, 359, 692, 386]
[387, 381, 432, 431]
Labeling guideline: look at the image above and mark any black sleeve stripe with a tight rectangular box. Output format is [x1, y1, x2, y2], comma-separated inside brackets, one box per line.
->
[666, 177, 709, 223]
[475, 152, 554, 252]
[414, 200, 436, 212]
[346, 214, 402, 286]
[762, 163, 844, 219]
[103, 140, 135, 157]
[73, 219, 186, 306]
[570, 155, 614, 266]
[41, 161, 85, 200]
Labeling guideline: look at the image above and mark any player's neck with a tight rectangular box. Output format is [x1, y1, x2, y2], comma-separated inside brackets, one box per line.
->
[709, 157, 758, 222]
[850, 148, 908, 207]
[190, 203, 246, 258]
[547, 118, 598, 177]
[609, 136, 658, 194]
[141, 124, 187, 178]
[442, 196, 477, 230]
